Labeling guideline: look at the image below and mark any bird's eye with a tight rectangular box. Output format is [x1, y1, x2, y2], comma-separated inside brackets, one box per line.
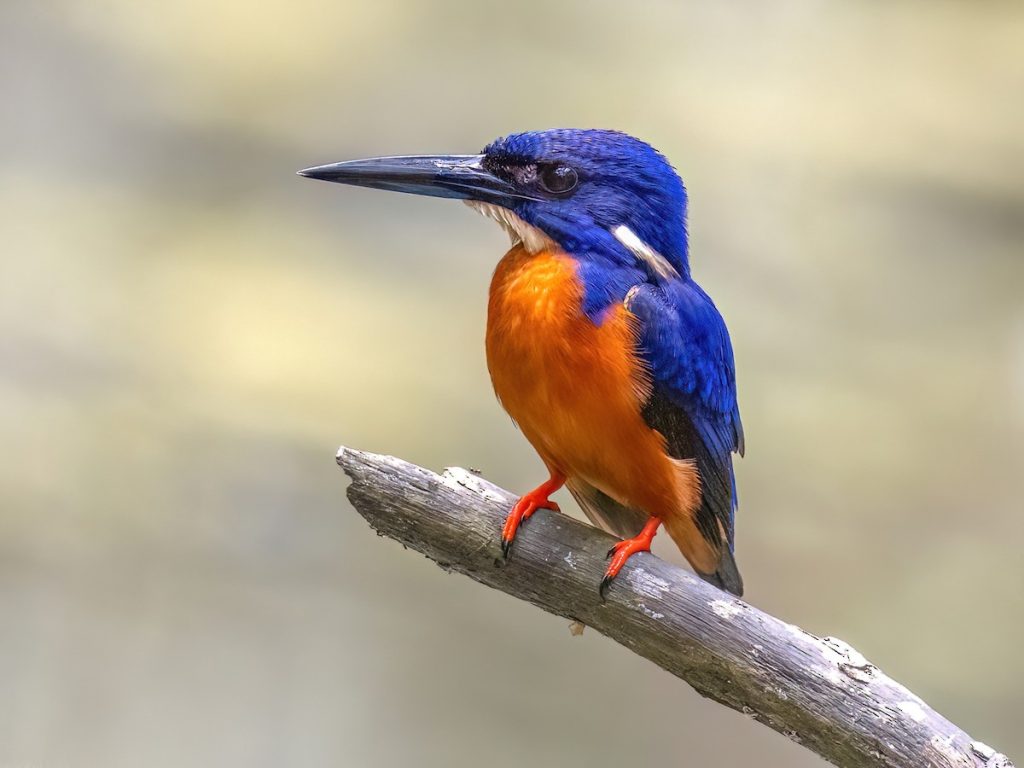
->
[538, 164, 578, 195]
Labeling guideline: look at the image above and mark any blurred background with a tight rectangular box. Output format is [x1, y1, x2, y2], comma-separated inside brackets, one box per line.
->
[2, 0, 1022, 765]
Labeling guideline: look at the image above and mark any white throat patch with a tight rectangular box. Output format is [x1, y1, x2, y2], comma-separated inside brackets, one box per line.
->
[466, 201, 556, 254]
[612, 224, 679, 280]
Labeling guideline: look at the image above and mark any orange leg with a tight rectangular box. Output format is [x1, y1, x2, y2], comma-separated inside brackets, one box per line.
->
[600, 516, 662, 597]
[501, 471, 565, 558]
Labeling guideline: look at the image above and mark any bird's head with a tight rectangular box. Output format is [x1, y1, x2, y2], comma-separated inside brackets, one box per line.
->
[300, 129, 690, 279]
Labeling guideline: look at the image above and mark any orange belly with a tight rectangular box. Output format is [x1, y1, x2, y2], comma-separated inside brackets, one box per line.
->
[485, 244, 699, 521]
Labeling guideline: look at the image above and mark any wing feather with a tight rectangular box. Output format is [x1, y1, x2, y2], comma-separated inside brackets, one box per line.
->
[626, 280, 744, 550]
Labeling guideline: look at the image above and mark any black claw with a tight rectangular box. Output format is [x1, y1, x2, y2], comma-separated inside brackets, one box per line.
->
[599, 575, 613, 599]
[606, 545, 617, 559]
[501, 538, 512, 559]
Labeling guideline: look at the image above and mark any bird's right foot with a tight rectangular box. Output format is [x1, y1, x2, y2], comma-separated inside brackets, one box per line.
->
[600, 516, 662, 598]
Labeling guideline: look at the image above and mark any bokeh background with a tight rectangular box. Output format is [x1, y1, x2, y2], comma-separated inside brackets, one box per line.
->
[2, 1, 1022, 765]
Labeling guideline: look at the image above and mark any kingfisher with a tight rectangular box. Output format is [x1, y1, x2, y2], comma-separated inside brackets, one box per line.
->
[300, 129, 745, 597]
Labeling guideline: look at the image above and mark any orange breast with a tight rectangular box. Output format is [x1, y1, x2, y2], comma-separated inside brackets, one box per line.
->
[485, 244, 699, 521]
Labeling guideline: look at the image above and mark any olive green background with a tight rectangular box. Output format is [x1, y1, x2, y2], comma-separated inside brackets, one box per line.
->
[2, 1, 1022, 766]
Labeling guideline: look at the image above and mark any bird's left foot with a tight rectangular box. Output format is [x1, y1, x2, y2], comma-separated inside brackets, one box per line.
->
[501, 472, 565, 558]
[600, 516, 662, 598]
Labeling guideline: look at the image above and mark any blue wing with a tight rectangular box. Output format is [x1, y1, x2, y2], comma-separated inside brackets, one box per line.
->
[626, 279, 744, 548]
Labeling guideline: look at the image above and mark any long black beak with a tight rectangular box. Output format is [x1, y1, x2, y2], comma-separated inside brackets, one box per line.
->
[298, 154, 535, 205]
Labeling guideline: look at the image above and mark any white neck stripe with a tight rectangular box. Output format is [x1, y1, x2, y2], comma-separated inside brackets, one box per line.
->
[612, 224, 679, 280]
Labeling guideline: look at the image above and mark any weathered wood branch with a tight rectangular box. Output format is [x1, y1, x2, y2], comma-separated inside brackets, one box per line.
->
[338, 446, 1014, 768]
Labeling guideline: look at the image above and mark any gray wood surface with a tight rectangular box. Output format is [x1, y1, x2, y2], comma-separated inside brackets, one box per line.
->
[338, 446, 1014, 768]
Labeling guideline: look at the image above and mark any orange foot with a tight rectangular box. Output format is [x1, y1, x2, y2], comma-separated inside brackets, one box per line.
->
[600, 516, 662, 598]
[501, 472, 565, 558]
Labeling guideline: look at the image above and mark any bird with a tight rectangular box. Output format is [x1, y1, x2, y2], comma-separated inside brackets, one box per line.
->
[299, 129, 745, 597]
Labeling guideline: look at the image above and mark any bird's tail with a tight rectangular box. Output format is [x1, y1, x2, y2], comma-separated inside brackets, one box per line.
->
[569, 477, 744, 597]
[567, 478, 648, 540]
[663, 514, 744, 597]
[699, 546, 744, 596]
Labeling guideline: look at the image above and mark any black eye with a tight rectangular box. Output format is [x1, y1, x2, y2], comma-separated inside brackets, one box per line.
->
[538, 164, 578, 195]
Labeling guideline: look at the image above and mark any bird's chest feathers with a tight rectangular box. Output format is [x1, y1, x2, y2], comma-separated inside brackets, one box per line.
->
[488, 247, 583, 349]
[486, 246, 649, 435]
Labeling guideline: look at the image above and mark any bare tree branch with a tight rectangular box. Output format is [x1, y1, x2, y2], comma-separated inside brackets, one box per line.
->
[337, 446, 1014, 768]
